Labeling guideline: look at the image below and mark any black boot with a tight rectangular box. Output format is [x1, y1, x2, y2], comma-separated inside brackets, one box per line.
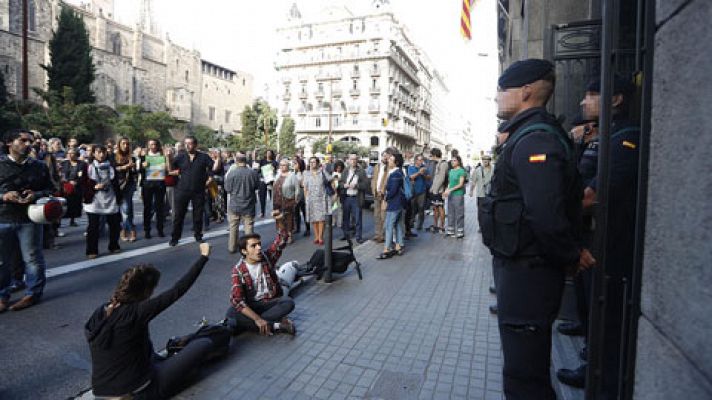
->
[557, 364, 586, 388]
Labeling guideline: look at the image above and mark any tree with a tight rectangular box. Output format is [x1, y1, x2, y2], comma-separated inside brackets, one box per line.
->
[233, 99, 278, 151]
[43, 7, 95, 104]
[311, 137, 370, 158]
[111, 105, 175, 144]
[192, 125, 229, 149]
[22, 87, 112, 143]
[279, 117, 297, 156]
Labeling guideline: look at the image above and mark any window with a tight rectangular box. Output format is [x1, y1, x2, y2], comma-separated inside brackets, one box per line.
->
[185, 70, 189, 83]
[353, 115, 358, 125]
[28, 0, 36, 32]
[352, 80, 358, 90]
[318, 83, 323, 92]
[315, 117, 321, 127]
[209, 107, 215, 121]
[372, 79, 377, 88]
[243, 78, 246, 86]
[225, 110, 231, 124]
[111, 33, 121, 55]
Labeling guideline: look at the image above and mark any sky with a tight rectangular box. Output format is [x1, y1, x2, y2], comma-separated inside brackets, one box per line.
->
[68, 0, 499, 152]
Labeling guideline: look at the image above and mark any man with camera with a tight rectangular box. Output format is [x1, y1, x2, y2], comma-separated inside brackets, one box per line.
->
[0, 129, 54, 312]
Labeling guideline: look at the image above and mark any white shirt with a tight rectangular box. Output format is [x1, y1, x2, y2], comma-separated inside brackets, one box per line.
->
[246, 261, 270, 301]
[376, 164, 386, 195]
[345, 169, 359, 196]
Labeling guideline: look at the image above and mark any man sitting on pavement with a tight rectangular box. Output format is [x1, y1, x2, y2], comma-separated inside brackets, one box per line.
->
[225, 211, 296, 336]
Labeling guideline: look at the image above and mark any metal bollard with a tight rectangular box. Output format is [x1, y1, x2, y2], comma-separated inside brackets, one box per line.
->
[324, 213, 333, 283]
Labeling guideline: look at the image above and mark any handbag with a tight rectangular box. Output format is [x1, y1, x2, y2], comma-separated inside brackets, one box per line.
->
[322, 171, 335, 197]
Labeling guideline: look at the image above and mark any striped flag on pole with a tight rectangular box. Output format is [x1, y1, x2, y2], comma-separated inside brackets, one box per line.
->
[461, 0, 474, 40]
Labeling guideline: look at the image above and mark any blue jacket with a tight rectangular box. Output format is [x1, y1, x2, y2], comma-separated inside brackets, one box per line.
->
[385, 168, 406, 212]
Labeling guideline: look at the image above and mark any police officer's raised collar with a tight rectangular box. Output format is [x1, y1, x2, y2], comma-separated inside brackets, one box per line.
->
[498, 59, 555, 90]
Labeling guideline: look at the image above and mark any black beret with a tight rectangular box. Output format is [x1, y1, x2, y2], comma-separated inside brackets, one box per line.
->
[498, 59, 554, 89]
[586, 74, 634, 95]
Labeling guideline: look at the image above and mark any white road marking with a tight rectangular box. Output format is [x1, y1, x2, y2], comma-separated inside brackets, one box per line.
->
[46, 219, 275, 278]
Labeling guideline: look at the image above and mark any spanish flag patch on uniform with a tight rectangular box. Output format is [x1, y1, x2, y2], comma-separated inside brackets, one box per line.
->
[622, 140, 637, 149]
[529, 154, 547, 163]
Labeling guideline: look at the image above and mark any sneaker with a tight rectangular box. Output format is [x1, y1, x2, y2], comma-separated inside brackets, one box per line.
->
[456, 233, 465, 239]
[279, 317, 296, 335]
[194, 235, 204, 243]
[87, 254, 98, 259]
[57, 231, 66, 238]
[445, 230, 455, 237]
[168, 240, 178, 247]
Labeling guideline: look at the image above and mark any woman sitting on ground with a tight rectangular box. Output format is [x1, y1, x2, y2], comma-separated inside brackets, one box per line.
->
[85, 243, 214, 399]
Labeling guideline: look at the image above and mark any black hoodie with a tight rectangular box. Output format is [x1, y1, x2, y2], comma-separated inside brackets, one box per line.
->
[84, 256, 208, 397]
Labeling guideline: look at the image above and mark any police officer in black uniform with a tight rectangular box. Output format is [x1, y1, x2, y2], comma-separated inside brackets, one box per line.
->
[479, 59, 595, 399]
[560, 76, 640, 398]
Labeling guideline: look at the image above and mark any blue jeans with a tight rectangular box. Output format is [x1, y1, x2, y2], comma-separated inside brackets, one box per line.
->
[120, 182, 136, 231]
[384, 209, 404, 250]
[0, 222, 46, 301]
[342, 195, 362, 240]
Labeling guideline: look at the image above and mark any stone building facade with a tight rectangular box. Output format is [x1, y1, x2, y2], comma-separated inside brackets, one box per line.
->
[0, 0, 253, 135]
[275, 3, 446, 156]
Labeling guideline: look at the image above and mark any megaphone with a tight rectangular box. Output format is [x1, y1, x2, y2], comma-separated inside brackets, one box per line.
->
[27, 197, 67, 224]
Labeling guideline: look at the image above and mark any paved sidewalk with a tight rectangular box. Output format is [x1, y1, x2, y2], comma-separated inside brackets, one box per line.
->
[175, 197, 504, 400]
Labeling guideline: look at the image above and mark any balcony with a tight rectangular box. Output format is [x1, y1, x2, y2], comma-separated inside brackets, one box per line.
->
[351, 69, 360, 78]
[370, 67, 381, 77]
[315, 90, 325, 98]
[347, 105, 360, 114]
[281, 76, 292, 84]
[369, 87, 381, 95]
[298, 75, 309, 82]
[283, 92, 291, 100]
[281, 108, 291, 116]
[299, 91, 308, 99]
[368, 104, 380, 113]
[349, 89, 361, 97]
[332, 88, 343, 97]
[316, 71, 342, 81]
[298, 107, 307, 115]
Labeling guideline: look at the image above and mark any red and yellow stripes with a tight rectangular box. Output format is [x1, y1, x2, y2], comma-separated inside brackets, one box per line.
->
[461, 0, 473, 40]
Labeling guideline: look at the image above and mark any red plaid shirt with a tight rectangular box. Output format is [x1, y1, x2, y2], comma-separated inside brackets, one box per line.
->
[230, 230, 289, 312]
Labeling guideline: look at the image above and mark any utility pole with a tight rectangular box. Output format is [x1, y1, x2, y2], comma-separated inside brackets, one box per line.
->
[21, 0, 29, 100]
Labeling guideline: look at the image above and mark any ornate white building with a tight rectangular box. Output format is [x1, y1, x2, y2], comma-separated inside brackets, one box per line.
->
[0, 0, 253, 135]
[275, 2, 446, 156]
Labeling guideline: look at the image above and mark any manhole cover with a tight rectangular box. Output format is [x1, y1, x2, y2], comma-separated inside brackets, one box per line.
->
[366, 370, 423, 399]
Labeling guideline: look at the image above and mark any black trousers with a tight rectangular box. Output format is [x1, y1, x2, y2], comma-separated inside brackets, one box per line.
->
[225, 298, 295, 334]
[143, 181, 166, 234]
[407, 192, 426, 230]
[133, 338, 214, 400]
[342, 196, 363, 240]
[294, 199, 308, 232]
[257, 182, 270, 216]
[494, 256, 565, 400]
[86, 212, 121, 255]
[171, 190, 205, 241]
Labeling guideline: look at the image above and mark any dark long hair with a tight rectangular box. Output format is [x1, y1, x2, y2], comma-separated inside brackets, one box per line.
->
[106, 264, 161, 315]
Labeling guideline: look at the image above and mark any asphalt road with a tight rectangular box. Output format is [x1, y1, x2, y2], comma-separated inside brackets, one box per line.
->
[0, 199, 376, 400]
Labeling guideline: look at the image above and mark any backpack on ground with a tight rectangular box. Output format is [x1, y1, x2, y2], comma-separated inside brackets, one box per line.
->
[165, 319, 231, 361]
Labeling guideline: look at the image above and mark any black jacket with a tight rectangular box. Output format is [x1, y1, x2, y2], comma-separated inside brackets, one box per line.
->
[493, 107, 582, 267]
[85, 256, 208, 397]
[0, 156, 54, 223]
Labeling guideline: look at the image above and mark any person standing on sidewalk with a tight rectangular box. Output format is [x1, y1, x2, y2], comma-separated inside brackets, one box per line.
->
[443, 155, 467, 238]
[169, 136, 219, 246]
[115, 137, 138, 242]
[292, 157, 309, 237]
[302, 157, 328, 245]
[469, 155, 493, 206]
[225, 152, 259, 254]
[225, 211, 296, 336]
[0, 129, 53, 312]
[428, 148, 448, 233]
[371, 148, 396, 244]
[140, 139, 168, 239]
[340, 154, 368, 244]
[483, 59, 594, 399]
[272, 158, 298, 244]
[378, 152, 406, 259]
[406, 154, 429, 233]
[84, 145, 122, 259]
